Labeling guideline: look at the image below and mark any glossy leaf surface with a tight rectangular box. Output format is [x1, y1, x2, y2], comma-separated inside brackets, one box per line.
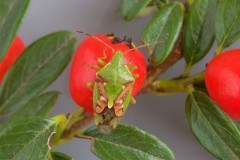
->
[84, 124, 175, 160]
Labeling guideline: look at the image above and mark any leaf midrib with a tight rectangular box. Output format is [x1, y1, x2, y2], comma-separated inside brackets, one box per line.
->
[0, 0, 15, 30]
[148, 4, 176, 56]
[191, 94, 240, 158]
[188, 0, 211, 65]
[94, 137, 168, 160]
[0, 120, 54, 160]
[219, 0, 240, 47]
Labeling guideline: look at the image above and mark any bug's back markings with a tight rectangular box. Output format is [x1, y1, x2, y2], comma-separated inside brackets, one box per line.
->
[113, 81, 134, 117]
[95, 75, 108, 114]
[95, 74, 134, 118]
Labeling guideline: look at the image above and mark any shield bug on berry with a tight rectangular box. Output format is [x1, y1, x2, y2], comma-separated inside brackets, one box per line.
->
[93, 50, 138, 132]
[69, 32, 148, 132]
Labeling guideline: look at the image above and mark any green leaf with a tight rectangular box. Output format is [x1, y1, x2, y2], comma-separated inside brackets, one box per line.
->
[0, 118, 57, 160]
[186, 91, 240, 159]
[0, 31, 76, 115]
[183, 0, 217, 66]
[119, 0, 152, 21]
[11, 91, 59, 119]
[50, 152, 73, 160]
[83, 124, 175, 160]
[215, 0, 240, 51]
[141, 2, 184, 66]
[0, 0, 30, 60]
[0, 91, 59, 133]
[234, 121, 240, 131]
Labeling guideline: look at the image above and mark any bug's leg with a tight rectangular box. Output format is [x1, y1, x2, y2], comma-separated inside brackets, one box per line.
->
[133, 74, 139, 79]
[130, 96, 136, 104]
[87, 64, 101, 71]
[87, 82, 95, 91]
[97, 48, 108, 66]
[127, 65, 139, 79]
[127, 64, 137, 71]
[113, 81, 134, 117]
[96, 75, 108, 98]
[95, 75, 108, 114]
[98, 58, 107, 66]
[88, 50, 108, 71]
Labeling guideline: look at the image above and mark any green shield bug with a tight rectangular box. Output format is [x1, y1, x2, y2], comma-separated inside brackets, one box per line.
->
[70, 31, 149, 133]
[93, 50, 137, 132]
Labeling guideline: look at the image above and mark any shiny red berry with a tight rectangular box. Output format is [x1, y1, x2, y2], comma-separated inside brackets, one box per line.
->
[69, 34, 147, 114]
[0, 36, 25, 83]
[205, 49, 240, 120]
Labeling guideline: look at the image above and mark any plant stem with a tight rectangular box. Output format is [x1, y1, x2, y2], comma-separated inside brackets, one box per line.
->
[181, 64, 192, 77]
[62, 110, 93, 138]
[148, 72, 205, 95]
[52, 109, 94, 146]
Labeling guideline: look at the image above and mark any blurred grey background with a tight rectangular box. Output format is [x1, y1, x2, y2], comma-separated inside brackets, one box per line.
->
[17, 0, 224, 159]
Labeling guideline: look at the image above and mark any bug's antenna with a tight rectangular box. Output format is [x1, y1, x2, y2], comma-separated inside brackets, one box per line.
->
[77, 31, 115, 52]
[125, 41, 162, 54]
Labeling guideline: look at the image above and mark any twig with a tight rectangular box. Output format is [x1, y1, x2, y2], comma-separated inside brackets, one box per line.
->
[148, 71, 205, 95]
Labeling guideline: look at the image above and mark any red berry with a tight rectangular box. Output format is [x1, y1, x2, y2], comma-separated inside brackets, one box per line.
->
[0, 36, 25, 83]
[205, 49, 240, 120]
[69, 34, 147, 114]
